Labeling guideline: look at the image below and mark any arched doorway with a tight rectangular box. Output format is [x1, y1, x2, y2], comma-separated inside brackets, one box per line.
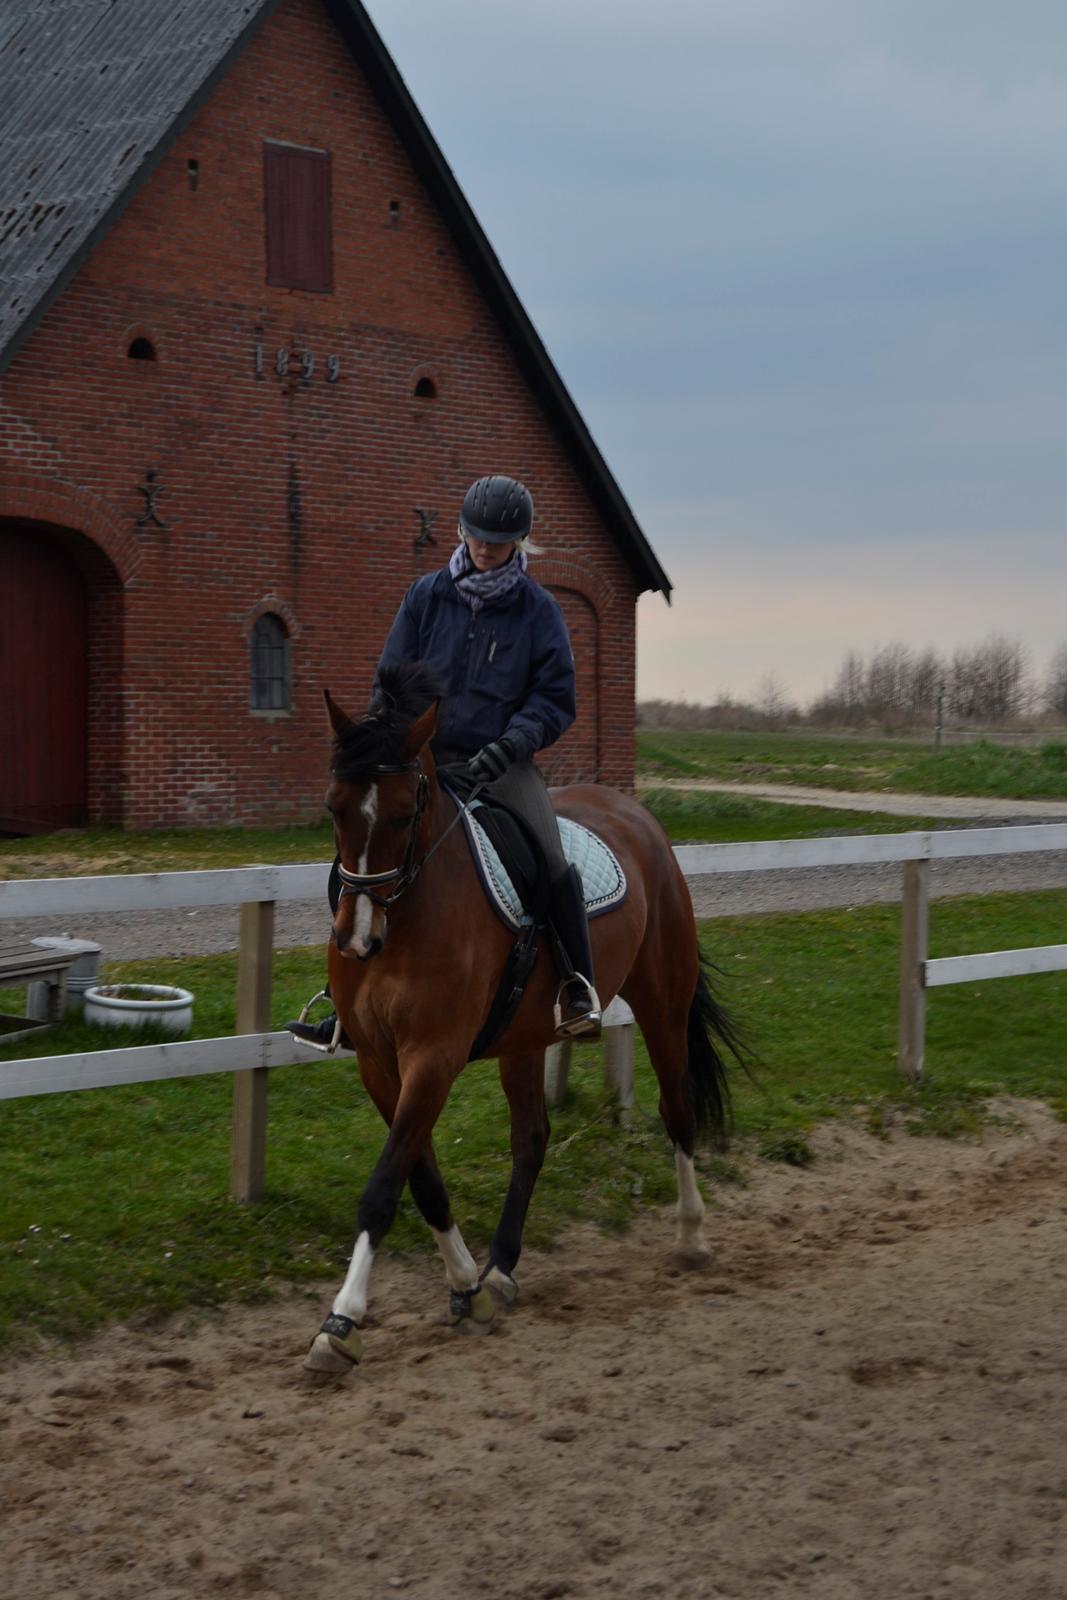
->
[544, 587, 600, 784]
[0, 522, 121, 833]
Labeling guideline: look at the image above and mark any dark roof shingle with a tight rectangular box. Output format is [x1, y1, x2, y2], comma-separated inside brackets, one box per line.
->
[0, 0, 275, 364]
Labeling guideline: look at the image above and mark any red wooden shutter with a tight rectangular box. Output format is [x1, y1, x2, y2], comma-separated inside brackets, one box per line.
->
[263, 144, 333, 293]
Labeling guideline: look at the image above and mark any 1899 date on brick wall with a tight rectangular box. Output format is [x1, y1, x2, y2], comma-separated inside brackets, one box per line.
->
[254, 343, 341, 383]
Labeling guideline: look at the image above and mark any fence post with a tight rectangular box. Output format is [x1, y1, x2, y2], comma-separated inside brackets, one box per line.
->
[230, 899, 275, 1203]
[897, 860, 929, 1082]
[544, 1040, 572, 1107]
[602, 997, 635, 1123]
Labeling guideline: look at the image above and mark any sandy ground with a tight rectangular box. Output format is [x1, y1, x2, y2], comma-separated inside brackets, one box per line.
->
[2, 1100, 1065, 1599]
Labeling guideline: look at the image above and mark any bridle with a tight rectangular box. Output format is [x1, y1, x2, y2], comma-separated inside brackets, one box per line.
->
[335, 760, 430, 910]
[333, 757, 483, 913]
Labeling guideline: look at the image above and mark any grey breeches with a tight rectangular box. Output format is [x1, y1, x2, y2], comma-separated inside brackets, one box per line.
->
[487, 760, 567, 880]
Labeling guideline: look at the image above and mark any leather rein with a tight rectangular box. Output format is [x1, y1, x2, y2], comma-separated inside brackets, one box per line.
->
[334, 759, 480, 910]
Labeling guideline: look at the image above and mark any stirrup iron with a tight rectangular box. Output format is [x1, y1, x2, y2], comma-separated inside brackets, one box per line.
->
[553, 973, 603, 1041]
[287, 990, 343, 1055]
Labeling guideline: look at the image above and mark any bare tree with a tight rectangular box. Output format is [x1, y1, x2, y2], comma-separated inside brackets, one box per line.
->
[908, 648, 942, 716]
[1043, 644, 1067, 717]
[946, 634, 1031, 722]
[866, 643, 913, 721]
[756, 670, 793, 725]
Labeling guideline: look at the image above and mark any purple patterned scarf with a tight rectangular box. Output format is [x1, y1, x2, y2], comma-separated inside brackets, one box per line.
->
[448, 541, 529, 612]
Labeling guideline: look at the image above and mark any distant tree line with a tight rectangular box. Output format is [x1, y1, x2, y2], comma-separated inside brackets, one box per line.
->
[638, 635, 1067, 732]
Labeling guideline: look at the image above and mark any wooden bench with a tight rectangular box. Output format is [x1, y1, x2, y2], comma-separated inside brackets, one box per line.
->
[0, 938, 81, 1045]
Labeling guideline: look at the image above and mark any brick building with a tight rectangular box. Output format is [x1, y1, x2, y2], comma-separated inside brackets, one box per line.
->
[0, 0, 669, 833]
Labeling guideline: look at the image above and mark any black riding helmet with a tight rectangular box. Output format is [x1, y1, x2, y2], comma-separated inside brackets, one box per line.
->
[459, 474, 534, 544]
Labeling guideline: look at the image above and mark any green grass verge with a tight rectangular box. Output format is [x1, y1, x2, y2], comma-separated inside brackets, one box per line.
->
[0, 821, 336, 880]
[638, 787, 944, 842]
[638, 728, 1067, 801]
[3, 889, 1066, 1355]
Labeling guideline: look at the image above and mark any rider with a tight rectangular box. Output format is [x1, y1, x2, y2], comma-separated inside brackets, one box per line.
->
[290, 473, 602, 1047]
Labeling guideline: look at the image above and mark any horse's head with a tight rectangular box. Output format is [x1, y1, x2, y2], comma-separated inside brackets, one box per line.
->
[324, 663, 442, 960]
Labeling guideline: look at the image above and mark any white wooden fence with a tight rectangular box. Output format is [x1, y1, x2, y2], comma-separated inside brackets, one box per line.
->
[2, 822, 1066, 1201]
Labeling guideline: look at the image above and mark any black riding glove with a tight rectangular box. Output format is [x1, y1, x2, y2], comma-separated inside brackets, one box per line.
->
[466, 738, 516, 784]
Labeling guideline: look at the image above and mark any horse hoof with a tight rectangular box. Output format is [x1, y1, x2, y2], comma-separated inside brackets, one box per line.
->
[449, 1285, 496, 1330]
[482, 1266, 519, 1306]
[303, 1313, 363, 1374]
[459, 1315, 494, 1338]
[672, 1244, 711, 1271]
[303, 1333, 358, 1374]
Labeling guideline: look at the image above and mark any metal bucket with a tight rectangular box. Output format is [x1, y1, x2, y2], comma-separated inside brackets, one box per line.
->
[26, 937, 102, 1020]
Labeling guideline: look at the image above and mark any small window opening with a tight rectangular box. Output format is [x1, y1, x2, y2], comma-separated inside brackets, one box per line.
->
[128, 337, 156, 361]
[250, 613, 292, 712]
[388, 199, 400, 226]
[187, 159, 199, 192]
[414, 376, 437, 400]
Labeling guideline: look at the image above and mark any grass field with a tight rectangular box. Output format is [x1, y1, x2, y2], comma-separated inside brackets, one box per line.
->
[3, 889, 1065, 1354]
[637, 727, 1067, 800]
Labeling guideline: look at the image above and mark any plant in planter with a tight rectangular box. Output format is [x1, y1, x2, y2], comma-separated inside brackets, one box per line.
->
[83, 983, 194, 1035]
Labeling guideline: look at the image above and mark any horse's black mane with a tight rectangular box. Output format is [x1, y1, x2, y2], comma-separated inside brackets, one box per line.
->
[331, 661, 443, 778]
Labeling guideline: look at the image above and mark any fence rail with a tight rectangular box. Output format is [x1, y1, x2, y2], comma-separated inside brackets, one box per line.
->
[3, 821, 1066, 1198]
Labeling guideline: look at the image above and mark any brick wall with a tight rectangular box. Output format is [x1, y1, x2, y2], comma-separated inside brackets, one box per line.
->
[0, 0, 640, 828]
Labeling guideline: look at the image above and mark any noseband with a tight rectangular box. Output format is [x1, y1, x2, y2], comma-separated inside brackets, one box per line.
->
[335, 761, 430, 910]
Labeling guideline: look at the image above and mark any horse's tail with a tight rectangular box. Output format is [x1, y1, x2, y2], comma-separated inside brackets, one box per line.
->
[687, 950, 747, 1148]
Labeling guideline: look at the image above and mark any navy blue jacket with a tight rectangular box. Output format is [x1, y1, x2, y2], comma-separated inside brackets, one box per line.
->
[377, 566, 576, 761]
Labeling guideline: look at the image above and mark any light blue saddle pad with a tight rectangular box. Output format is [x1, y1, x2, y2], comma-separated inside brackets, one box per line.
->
[459, 799, 627, 934]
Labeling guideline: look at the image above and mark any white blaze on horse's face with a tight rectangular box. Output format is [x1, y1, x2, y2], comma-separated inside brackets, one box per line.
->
[350, 783, 383, 959]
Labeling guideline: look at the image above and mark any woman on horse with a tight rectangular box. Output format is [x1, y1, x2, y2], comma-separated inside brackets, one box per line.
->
[290, 473, 602, 1047]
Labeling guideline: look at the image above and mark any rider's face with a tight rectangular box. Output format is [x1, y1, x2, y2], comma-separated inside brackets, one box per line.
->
[466, 537, 518, 573]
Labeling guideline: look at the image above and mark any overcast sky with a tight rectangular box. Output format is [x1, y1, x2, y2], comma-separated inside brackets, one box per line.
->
[366, 0, 1067, 705]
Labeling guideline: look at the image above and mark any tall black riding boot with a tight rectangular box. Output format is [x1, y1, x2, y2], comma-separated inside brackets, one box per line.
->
[547, 863, 602, 1041]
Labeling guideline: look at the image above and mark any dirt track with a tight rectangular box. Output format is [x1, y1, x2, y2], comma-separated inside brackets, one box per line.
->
[3, 1100, 1065, 1599]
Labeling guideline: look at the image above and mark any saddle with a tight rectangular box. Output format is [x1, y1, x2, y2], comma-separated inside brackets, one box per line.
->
[439, 779, 627, 1060]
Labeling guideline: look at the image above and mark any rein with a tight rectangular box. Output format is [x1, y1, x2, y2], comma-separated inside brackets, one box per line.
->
[335, 760, 483, 910]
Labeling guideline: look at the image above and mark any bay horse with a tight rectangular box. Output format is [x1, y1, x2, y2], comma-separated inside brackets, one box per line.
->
[305, 662, 742, 1374]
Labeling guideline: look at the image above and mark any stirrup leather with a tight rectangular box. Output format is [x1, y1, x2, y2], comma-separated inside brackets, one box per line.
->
[287, 990, 343, 1055]
[553, 973, 603, 1040]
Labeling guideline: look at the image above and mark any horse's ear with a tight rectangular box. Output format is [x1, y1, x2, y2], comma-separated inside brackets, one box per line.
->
[323, 688, 355, 740]
[404, 698, 439, 757]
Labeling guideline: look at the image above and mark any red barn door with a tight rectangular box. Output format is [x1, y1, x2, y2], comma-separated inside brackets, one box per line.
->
[0, 525, 88, 832]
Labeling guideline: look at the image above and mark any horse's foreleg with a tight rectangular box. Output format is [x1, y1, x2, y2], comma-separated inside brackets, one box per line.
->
[408, 1144, 492, 1328]
[482, 1051, 550, 1303]
[305, 1063, 456, 1374]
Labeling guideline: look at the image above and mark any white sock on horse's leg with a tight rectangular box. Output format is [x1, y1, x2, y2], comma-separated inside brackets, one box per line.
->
[333, 1230, 375, 1323]
[432, 1224, 479, 1292]
[674, 1147, 709, 1261]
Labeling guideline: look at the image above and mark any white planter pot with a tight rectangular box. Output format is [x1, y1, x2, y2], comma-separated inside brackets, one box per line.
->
[83, 983, 194, 1035]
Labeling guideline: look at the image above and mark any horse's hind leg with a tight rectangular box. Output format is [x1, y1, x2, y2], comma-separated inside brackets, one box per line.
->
[623, 963, 713, 1269]
[482, 1050, 550, 1303]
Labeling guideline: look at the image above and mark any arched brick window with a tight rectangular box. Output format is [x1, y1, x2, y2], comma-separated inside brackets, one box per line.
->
[250, 612, 291, 711]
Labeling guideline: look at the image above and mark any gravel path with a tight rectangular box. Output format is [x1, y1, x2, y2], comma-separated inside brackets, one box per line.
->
[7, 787, 1067, 959]
[646, 777, 1067, 820]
